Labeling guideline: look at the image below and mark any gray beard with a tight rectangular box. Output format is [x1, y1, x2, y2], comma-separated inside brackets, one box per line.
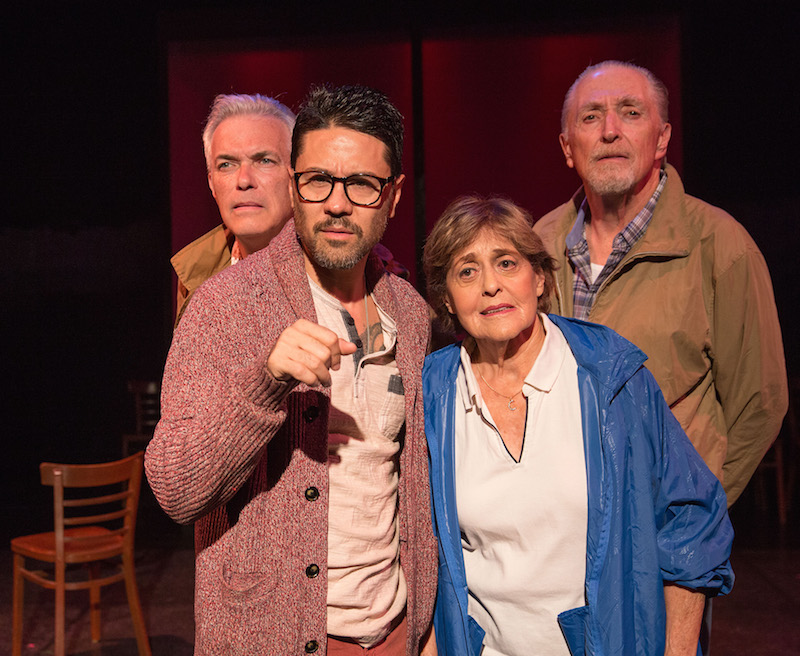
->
[584, 167, 637, 198]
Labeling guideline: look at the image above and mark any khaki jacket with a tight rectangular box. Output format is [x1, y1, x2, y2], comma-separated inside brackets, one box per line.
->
[170, 224, 234, 327]
[534, 164, 788, 505]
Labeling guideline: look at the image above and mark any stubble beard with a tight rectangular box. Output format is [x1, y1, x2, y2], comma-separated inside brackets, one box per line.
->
[296, 207, 389, 271]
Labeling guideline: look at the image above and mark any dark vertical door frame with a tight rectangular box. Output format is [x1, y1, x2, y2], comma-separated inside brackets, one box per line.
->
[410, 29, 427, 294]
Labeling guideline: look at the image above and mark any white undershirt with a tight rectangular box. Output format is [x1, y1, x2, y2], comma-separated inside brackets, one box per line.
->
[589, 261, 603, 284]
[310, 280, 407, 647]
[455, 314, 587, 656]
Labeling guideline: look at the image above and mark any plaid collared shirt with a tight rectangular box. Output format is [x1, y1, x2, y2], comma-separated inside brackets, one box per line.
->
[565, 169, 667, 320]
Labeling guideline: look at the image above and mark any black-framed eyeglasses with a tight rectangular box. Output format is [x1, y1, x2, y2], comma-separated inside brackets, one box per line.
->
[294, 171, 396, 207]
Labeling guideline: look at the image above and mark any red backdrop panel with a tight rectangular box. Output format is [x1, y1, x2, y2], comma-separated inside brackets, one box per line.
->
[168, 40, 414, 286]
[422, 22, 682, 232]
[169, 19, 681, 293]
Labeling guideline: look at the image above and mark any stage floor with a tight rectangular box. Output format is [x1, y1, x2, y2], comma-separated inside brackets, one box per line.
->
[2, 483, 798, 655]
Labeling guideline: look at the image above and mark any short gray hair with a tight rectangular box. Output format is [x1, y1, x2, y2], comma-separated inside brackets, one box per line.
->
[561, 60, 669, 134]
[202, 93, 296, 171]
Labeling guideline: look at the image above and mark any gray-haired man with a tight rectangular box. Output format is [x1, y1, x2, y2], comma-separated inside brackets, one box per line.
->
[171, 93, 296, 325]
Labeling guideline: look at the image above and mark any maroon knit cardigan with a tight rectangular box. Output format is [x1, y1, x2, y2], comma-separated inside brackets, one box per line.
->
[146, 221, 437, 655]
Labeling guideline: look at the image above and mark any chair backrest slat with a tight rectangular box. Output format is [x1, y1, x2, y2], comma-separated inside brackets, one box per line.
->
[64, 508, 128, 526]
[63, 490, 130, 508]
[41, 454, 142, 488]
[128, 380, 161, 435]
[39, 453, 143, 558]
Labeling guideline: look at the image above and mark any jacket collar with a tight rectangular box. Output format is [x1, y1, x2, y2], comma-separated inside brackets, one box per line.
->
[260, 219, 316, 323]
[261, 218, 402, 327]
[425, 315, 647, 401]
[637, 163, 692, 257]
[559, 163, 691, 259]
[170, 224, 234, 294]
[548, 315, 646, 397]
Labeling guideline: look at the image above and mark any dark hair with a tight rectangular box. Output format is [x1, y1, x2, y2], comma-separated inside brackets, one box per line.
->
[424, 195, 557, 334]
[291, 84, 404, 177]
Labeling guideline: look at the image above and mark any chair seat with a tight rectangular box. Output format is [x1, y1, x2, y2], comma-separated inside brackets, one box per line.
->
[11, 526, 124, 563]
[12, 453, 151, 656]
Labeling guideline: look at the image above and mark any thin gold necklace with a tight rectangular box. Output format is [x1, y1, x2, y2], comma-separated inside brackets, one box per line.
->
[478, 369, 522, 411]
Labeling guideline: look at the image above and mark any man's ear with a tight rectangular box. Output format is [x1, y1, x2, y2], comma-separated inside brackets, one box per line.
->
[656, 122, 672, 160]
[288, 172, 297, 213]
[559, 133, 575, 169]
[388, 173, 405, 219]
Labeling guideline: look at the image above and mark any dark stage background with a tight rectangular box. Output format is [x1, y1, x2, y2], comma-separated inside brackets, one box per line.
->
[1, 2, 797, 547]
[168, 20, 683, 287]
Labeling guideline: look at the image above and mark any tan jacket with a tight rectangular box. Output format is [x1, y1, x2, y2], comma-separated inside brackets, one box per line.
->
[170, 224, 234, 327]
[534, 164, 788, 505]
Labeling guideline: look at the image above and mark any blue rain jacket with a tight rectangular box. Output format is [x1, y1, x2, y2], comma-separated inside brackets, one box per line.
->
[423, 315, 734, 656]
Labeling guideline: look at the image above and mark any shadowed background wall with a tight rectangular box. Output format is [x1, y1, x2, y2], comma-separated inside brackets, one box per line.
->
[1, 2, 796, 546]
[169, 22, 683, 287]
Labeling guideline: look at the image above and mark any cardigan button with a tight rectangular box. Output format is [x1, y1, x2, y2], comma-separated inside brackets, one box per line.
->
[305, 486, 320, 501]
[305, 639, 319, 653]
[305, 563, 320, 578]
[303, 406, 319, 423]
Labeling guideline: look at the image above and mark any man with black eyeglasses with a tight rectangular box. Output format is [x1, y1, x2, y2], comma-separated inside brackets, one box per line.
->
[146, 85, 438, 656]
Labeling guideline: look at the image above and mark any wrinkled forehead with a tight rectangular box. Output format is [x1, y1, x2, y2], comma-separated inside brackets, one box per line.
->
[213, 114, 292, 154]
[571, 66, 655, 112]
[449, 227, 520, 265]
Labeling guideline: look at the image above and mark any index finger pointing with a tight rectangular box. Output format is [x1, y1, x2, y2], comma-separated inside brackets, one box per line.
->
[330, 338, 358, 371]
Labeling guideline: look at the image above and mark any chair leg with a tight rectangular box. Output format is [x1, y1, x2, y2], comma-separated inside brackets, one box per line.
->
[754, 464, 768, 511]
[89, 563, 102, 642]
[12, 554, 25, 656]
[122, 553, 152, 656]
[774, 437, 787, 527]
[55, 562, 66, 656]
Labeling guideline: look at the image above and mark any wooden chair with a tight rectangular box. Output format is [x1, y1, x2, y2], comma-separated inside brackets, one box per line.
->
[11, 452, 152, 656]
[784, 376, 800, 518]
[754, 375, 799, 528]
[754, 426, 787, 526]
[122, 380, 161, 457]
